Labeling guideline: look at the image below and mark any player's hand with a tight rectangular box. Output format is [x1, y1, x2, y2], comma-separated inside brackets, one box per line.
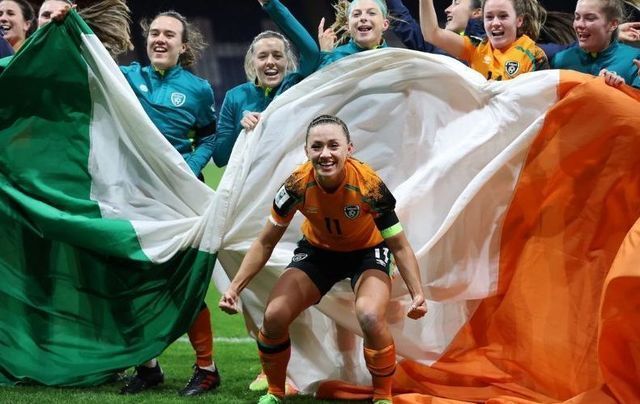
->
[318, 17, 337, 51]
[407, 294, 427, 320]
[241, 111, 261, 132]
[52, 3, 76, 22]
[599, 68, 625, 88]
[219, 289, 240, 314]
[619, 21, 640, 44]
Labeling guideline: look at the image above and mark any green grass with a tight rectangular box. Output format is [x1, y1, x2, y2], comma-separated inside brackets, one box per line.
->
[0, 283, 366, 403]
[0, 165, 367, 403]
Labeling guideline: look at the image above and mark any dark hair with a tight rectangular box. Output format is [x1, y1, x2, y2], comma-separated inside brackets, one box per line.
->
[1, 0, 36, 37]
[66, 0, 133, 57]
[538, 11, 575, 45]
[470, 0, 482, 9]
[140, 10, 206, 68]
[305, 115, 351, 144]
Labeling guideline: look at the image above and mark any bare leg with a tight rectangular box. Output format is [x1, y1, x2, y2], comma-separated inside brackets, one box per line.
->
[354, 269, 395, 401]
[258, 268, 321, 398]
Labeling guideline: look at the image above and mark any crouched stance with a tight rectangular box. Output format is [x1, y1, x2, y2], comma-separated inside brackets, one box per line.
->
[219, 115, 427, 404]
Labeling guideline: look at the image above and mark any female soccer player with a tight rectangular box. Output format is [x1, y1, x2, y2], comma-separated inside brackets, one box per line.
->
[219, 115, 427, 404]
[552, 0, 640, 88]
[212, 0, 318, 167]
[419, 0, 549, 80]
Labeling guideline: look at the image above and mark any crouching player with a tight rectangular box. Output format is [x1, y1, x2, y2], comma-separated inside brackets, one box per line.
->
[219, 115, 427, 404]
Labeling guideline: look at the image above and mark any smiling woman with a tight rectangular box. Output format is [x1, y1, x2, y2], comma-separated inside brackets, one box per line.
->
[211, 0, 319, 168]
[551, 0, 640, 88]
[117, 11, 221, 396]
[419, 0, 549, 80]
[219, 115, 427, 404]
[0, 0, 34, 51]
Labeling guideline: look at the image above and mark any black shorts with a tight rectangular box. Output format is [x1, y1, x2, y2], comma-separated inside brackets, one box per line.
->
[286, 239, 393, 297]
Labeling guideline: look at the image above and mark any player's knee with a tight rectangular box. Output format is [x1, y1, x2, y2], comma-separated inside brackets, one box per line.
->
[262, 304, 291, 337]
[356, 309, 386, 337]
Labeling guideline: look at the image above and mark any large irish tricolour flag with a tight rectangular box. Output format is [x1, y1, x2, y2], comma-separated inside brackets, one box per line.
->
[0, 12, 219, 385]
[2, 11, 639, 403]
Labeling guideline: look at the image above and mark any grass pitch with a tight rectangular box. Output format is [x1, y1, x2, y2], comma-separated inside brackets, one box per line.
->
[0, 167, 367, 403]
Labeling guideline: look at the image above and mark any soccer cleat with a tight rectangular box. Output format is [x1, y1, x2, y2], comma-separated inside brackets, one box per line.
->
[373, 399, 392, 404]
[119, 363, 164, 394]
[249, 372, 298, 396]
[249, 372, 268, 391]
[257, 393, 283, 404]
[179, 365, 221, 396]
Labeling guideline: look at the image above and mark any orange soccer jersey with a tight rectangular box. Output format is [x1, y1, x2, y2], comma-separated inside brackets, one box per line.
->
[270, 158, 400, 252]
[461, 34, 549, 81]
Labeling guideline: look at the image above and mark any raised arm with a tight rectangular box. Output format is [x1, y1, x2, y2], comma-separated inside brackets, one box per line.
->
[387, 0, 437, 53]
[385, 231, 427, 320]
[219, 220, 288, 314]
[259, 0, 320, 77]
[419, 0, 466, 59]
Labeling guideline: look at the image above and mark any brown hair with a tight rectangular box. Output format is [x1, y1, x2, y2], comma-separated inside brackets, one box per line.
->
[305, 114, 351, 144]
[140, 10, 206, 68]
[481, 0, 547, 40]
[0, 0, 36, 37]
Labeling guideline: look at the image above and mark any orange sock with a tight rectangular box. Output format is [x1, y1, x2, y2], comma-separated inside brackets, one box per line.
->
[257, 329, 290, 398]
[188, 306, 214, 368]
[363, 343, 396, 401]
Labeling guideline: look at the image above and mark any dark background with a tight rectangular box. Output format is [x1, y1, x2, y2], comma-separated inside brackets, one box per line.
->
[28, 1, 579, 106]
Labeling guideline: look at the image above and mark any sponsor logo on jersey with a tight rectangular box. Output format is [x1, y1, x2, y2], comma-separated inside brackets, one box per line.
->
[291, 253, 308, 262]
[344, 205, 360, 220]
[274, 185, 291, 209]
[171, 92, 186, 107]
[305, 206, 319, 214]
[139, 84, 149, 93]
[483, 55, 492, 65]
[505, 60, 520, 78]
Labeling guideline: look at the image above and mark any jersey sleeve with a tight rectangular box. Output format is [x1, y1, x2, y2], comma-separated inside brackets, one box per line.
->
[195, 82, 217, 130]
[212, 89, 241, 167]
[531, 46, 550, 72]
[460, 35, 477, 65]
[366, 177, 403, 239]
[270, 178, 302, 226]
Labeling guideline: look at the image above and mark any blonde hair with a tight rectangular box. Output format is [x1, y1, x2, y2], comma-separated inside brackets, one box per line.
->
[243, 30, 297, 82]
[328, 0, 393, 48]
[140, 11, 206, 68]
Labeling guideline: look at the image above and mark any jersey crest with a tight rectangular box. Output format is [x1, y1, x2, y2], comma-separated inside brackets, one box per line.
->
[505, 60, 520, 78]
[344, 205, 360, 220]
[171, 92, 186, 107]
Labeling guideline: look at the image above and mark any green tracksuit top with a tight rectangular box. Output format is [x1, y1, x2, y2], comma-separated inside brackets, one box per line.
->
[120, 62, 217, 176]
[551, 40, 640, 88]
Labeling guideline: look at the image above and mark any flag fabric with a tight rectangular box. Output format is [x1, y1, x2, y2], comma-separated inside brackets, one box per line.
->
[0, 13, 219, 385]
[1, 12, 639, 403]
[213, 46, 640, 403]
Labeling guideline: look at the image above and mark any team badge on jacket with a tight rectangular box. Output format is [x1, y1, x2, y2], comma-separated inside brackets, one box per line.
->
[505, 61, 520, 78]
[171, 92, 186, 107]
[344, 205, 360, 219]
